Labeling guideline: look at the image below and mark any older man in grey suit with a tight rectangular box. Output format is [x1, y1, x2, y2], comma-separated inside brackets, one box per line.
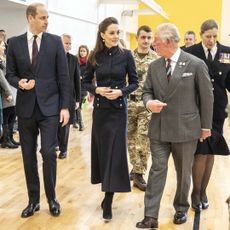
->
[136, 23, 214, 229]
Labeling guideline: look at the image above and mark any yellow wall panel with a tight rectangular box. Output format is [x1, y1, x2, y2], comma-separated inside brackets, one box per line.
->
[135, 0, 222, 47]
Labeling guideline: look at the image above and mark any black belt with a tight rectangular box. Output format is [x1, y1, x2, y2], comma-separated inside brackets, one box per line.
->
[129, 94, 142, 102]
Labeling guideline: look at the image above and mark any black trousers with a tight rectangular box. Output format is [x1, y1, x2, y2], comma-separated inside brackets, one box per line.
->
[18, 104, 59, 203]
[57, 123, 70, 153]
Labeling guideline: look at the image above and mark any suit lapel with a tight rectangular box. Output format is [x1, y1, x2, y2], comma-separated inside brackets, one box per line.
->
[36, 33, 47, 73]
[164, 51, 189, 101]
[156, 58, 168, 95]
[20, 33, 30, 67]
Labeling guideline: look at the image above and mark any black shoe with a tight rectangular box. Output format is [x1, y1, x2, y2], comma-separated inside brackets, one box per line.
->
[73, 122, 79, 129]
[201, 201, 209, 209]
[133, 173, 147, 191]
[101, 199, 112, 221]
[191, 202, 202, 212]
[129, 169, 134, 181]
[1, 140, 18, 148]
[58, 152, 67, 159]
[49, 199, 61, 217]
[21, 203, 40, 218]
[136, 216, 159, 229]
[173, 212, 187, 224]
[79, 123, 84, 131]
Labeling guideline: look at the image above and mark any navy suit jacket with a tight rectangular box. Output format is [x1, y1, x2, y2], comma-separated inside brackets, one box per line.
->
[6, 32, 70, 118]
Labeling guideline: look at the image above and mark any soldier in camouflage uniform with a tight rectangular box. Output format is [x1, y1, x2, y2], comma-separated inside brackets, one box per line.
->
[128, 25, 158, 191]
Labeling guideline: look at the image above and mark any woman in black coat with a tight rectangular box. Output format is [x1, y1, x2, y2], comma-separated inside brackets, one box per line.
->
[83, 17, 138, 221]
[185, 19, 230, 211]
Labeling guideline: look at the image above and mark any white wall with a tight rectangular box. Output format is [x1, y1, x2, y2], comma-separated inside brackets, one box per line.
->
[0, 0, 138, 54]
[220, 0, 230, 46]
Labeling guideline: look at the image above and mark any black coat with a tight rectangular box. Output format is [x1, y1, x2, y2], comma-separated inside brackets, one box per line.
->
[83, 46, 138, 192]
[185, 42, 230, 121]
[66, 53, 81, 123]
[83, 46, 138, 109]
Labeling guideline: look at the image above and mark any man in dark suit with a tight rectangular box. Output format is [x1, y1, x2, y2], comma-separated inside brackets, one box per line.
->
[57, 34, 81, 159]
[136, 23, 213, 229]
[6, 3, 70, 218]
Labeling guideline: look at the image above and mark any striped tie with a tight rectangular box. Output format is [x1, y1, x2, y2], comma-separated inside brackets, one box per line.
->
[166, 58, 171, 82]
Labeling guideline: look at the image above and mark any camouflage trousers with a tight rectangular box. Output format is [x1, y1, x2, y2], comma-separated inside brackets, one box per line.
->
[128, 100, 151, 174]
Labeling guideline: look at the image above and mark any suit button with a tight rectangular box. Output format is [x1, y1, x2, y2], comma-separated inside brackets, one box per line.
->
[120, 104, 122, 107]
[115, 86, 118, 89]
[97, 98, 99, 101]
[211, 79, 214, 82]
[219, 71, 222, 75]
[212, 87, 214, 91]
[109, 53, 111, 55]
[97, 104, 99, 107]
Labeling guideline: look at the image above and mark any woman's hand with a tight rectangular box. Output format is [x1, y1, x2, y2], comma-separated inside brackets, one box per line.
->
[104, 89, 122, 100]
[96, 87, 112, 97]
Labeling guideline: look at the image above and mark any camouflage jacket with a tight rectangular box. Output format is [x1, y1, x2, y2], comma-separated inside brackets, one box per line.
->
[131, 48, 158, 98]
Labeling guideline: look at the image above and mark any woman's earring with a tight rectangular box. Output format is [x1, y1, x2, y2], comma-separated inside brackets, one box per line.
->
[102, 39, 105, 42]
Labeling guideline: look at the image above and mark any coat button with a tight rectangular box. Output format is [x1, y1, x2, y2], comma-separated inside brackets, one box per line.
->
[120, 104, 122, 107]
[109, 53, 111, 55]
[211, 79, 214, 82]
[219, 71, 222, 75]
[115, 86, 118, 89]
[97, 98, 99, 100]
[97, 104, 99, 107]
[212, 87, 214, 91]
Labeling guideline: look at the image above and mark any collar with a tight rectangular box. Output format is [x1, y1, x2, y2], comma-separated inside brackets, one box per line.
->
[103, 45, 119, 55]
[166, 48, 181, 63]
[201, 42, 217, 54]
[27, 30, 43, 41]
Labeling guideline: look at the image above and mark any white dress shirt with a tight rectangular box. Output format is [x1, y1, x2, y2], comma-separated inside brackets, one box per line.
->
[202, 42, 217, 60]
[27, 30, 42, 63]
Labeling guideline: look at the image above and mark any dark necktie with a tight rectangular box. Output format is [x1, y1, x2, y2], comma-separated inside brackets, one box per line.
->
[207, 49, 212, 62]
[166, 59, 172, 82]
[32, 35, 38, 68]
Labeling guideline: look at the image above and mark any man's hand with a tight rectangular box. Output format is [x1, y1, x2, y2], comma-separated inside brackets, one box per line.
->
[18, 79, 35, 90]
[147, 99, 167, 113]
[6, 95, 13, 102]
[199, 129, 211, 142]
[59, 109, 70, 127]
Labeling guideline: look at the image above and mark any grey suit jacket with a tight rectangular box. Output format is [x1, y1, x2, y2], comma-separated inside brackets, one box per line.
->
[143, 50, 214, 142]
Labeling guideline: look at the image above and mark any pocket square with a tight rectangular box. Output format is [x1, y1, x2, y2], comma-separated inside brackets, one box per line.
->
[182, 72, 193, 77]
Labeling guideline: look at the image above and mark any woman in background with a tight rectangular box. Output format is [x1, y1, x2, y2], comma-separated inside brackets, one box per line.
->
[74, 45, 89, 131]
[83, 17, 138, 221]
[185, 19, 230, 211]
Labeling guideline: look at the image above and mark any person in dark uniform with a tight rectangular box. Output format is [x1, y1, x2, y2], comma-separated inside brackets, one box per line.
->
[185, 19, 230, 211]
[83, 17, 138, 221]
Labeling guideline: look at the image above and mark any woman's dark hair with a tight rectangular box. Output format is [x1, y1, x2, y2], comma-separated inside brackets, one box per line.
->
[77, 45, 89, 59]
[200, 19, 218, 34]
[88, 17, 119, 66]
